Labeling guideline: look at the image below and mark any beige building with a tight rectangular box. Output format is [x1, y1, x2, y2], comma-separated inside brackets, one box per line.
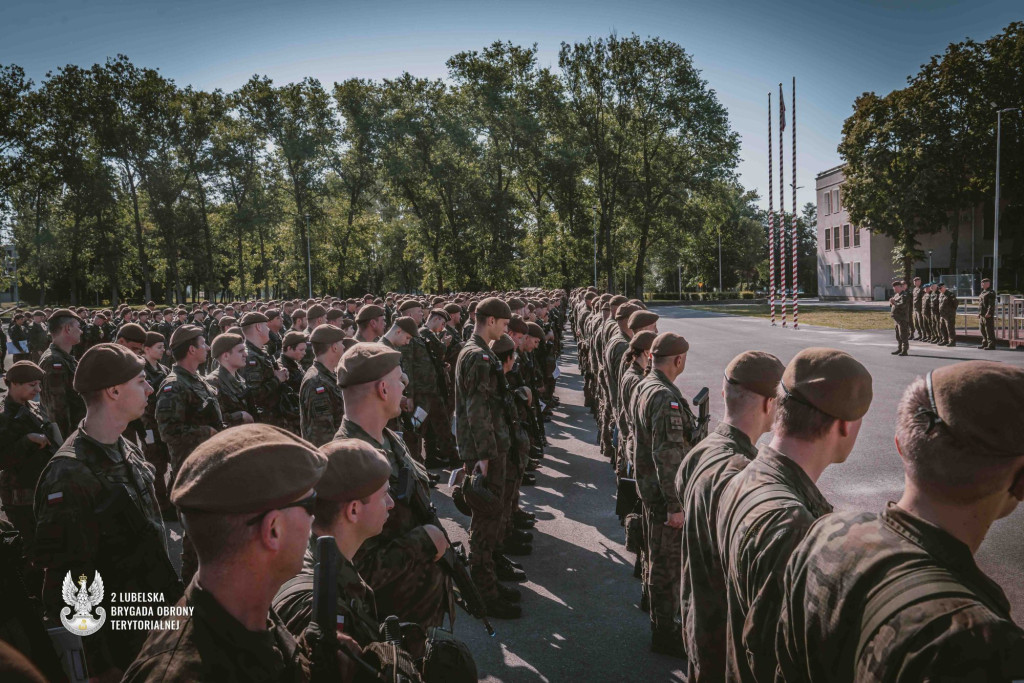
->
[816, 165, 1000, 300]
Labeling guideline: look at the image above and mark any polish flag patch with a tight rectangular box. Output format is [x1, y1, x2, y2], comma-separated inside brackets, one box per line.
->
[315, 386, 325, 394]
[669, 401, 680, 410]
[336, 615, 345, 632]
[53, 363, 63, 369]
[47, 492, 63, 505]
[163, 385, 174, 392]
[482, 355, 489, 361]
[248, 360, 257, 366]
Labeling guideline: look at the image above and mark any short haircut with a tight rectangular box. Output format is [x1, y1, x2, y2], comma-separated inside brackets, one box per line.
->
[172, 338, 201, 362]
[896, 377, 1022, 502]
[312, 340, 335, 357]
[181, 511, 255, 563]
[495, 347, 515, 363]
[48, 315, 79, 335]
[773, 384, 837, 440]
[314, 495, 373, 528]
[723, 378, 765, 414]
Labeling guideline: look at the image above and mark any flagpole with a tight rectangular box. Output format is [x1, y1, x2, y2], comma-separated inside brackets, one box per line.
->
[792, 76, 799, 329]
[768, 91, 775, 326]
[779, 83, 787, 327]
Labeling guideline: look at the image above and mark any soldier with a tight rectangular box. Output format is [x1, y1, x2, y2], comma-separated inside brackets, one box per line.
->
[776, 361, 1024, 682]
[206, 333, 256, 428]
[674, 351, 784, 682]
[888, 279, 911, 356]
[280, 329, 308, 399]
[240, 311, 291, 427]
[122, 424, 336, 683]
[299, 325, 346, 447]
[266, 309, 284, 358]
[8, 312, 30, 362]
[33, 344, 180, 678]
[80, 311, 111, 354]
[921, 283, 936, 343]
[27, 311, 48, 364]
[937, 282, 958, 347]
[910, 277, 923, 340]
[629, 331, 694, 657]
[454, 297, 522, 618]
[928, 282, 941, 343]
[420, 309, 457, 467]
[335, 343, 451, 628]
[355, 304, 386, 343]
[608, 309, 659, 471]
[141, 331, 173, 517]
[115, 321, 148, 356]
[326, 308, 346, 329]
[616, 330, 656, 482]
[39, 309, 86, 441]
[716, 347, 872, 681]
[978, 277, 996, 350]
[493, 333, 534, 563]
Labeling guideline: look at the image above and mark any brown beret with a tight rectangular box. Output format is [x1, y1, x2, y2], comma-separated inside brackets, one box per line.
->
[629, 330, 657, 353]
[506, 297, 526, 310]
[394, 316, 419, 337]
[282, 330, 307, 348]
[341, 337, 358, 350]
[219, 316, 237, 328]
[116, 323, 148, 344]
[781, 347, 873, 421]
[614, 303, 640, 321]
[609, 294, 629, 306]
[891, 280, 902, 288]
[6, 361, 44, 384]
[265, 309, 281, 320]
[628, 310, 660, 331]
[443, 303, 462, 315]
[239, 311, 269, 327]
[145, 331, 165, 347]
[725, 351, 786, 399]
[47, 308, 83, 324]
[651, 331, 689, 358]
[398, 300, 422, 313]
[428, 308, 450, 322]
[316, 439, 393, 502]
[491, 334, 516, 355]
[355, 304, 385, 323]
[172, 424, 326, 514]
[74, 343, 145, 393]
[307, 304, 327, 319]
[476, 297, 512, 320]
[291, 308, 307, 320]
[325, 308, 344, 321]
[211, 333, 245, 359]
[508, 315, 528, 335]
[309, 324, 346, 345]
[526, 322, 544, 339]
[169, 324, 204, 350]
[337, 342, 403, 388]
[927, 361, 1024, 456]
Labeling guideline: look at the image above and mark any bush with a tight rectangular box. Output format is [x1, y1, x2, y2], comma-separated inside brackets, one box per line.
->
[740, 291, 755, 300]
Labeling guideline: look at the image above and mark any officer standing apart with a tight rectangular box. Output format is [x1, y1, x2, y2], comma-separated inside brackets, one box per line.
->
[889, 279, 911, 356]
[978, 277, 997, 350]
[716, 347, 872, 682]
[34, 344, 181, 678]
[776, 361, 1024, 682]
[630, 331, 694, 658]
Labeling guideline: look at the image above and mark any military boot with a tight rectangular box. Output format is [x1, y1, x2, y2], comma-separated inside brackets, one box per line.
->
[506, 528, 534, 544]
[495, 582, 521, 603]
[495, 553, 527, 582]
[484, 595, 522, 619]
[650, 625, 686, 659]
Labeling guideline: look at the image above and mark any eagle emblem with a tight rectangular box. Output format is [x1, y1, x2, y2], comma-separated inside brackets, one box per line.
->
[59, 571, 106, 636]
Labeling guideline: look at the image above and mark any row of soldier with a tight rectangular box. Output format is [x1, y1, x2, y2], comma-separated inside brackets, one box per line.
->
[0, 289, 568, 681]
[570, 286, 1024, 682]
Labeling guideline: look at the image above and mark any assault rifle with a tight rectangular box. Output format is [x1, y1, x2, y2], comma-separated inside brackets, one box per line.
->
[394, 467, 495, 636]
[691, 387, 711, 444]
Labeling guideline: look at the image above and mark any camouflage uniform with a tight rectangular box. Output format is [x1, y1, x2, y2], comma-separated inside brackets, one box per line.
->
[616, 360, 645, 478]
[776, 504, 1024, 682]
[80, 322, 110, 354]
[39, 343, 85, 443]
[400, 332, 438, 462]
[27, 321, 48, 363]
[0, 395, 59, 547]
[889, 288, 911, 353]
[674, 422, 756, 682]
[280, 354, 305, 434]
[122, 578, 311, 683]
[141, 360, 172, 514]
[454, 334, 510, 601]
[911, 285, 924, 339]
[419, 327, 457, 463]
[206, 365, 252, 428]
[299, 360, 344, 447]
[336, 418, 448, 629]
[978, 287, 997, 347]
[928, 288, 941, 340]
[715, 445, 832, 682]
[922, 290, 936, 340]
[938, 288, 958, 345]
[243, 339, 284, 426]
[274, 535, 382, 648]
[33, 428, 180, 674]
[630, 368, 695, 635]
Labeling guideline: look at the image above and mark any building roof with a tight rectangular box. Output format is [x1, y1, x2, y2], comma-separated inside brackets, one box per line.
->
[816, 163, 847, 180]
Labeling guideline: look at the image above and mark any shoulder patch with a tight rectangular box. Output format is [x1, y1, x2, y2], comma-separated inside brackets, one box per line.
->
[315, 386, 325, 394]
[670, 401, 680, 410]
[162, 384, 174, 392]
[47, 491, 64, 505]
[482, 355, 489, 361]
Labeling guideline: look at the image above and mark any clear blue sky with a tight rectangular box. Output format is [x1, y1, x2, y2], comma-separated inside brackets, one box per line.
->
[2, 0, 1019, 210]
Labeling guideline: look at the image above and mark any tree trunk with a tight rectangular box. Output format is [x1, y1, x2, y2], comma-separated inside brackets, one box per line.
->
[69, 216, 81, 306]
[128, 172, 153, 302]
[237, 225, 246, 296]
[195, 177, 215, 299]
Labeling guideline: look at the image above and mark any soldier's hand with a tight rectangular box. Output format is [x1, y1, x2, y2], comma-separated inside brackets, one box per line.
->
[665, 511, 684, 529]
[423, 524, 450, 561]
[239, 411, 255, 424]
[274, 367, 289, 382]
[474, 459, 489, 477]
[400, 397, 413, 413]
[27, 433, 50, 448]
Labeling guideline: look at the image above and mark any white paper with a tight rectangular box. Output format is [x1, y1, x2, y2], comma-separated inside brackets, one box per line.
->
[145, 429, 155, 445]
[448, 468, 465, 488]
[6, 341, 29, 354]
[413, 406, 428, 422]
[539, 401, 547, 412]
[553, 366, 561, 379]
[451, 416, 457, 435]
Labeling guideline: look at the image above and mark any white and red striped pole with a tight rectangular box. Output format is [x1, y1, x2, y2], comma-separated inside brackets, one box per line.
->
[792, 76, 799, 329]
[768, 92, 775, 326]
[779, 83, 787, 327]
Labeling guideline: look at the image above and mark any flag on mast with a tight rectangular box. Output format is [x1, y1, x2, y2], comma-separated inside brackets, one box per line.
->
[779, 84, 786, 131]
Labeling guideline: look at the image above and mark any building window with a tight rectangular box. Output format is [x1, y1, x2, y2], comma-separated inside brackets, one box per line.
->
[833, 189, 841, 212]
[834, 264, 843, 286]
[833, 226, 840, 250]
[843, 225, 851, 249]
[844, 262, 852, 286]
[853, 226, 861, 248]
[823, 192, 831, 215]
[853, 262, 861, 286]
[826, 265, 833, 286]
[825, 228, 831, 250]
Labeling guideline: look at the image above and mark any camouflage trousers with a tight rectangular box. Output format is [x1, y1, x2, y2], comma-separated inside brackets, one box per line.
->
[980, 315, 996, 346]
[421, 393, 457, 462]
[913, 311, 924, 338]
[502, 447, 527, 541]
[922, 313, 936, 339]
[402, 421, 424, 464]
[643, 504, 682, 632]
[894, 320, 910, 351]
[468, 455, 508, 601]
[940, 314, 956, 344]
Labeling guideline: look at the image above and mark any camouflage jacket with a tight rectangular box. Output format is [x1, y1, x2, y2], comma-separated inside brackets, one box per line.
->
[299, 360, 344, 447]
[243, 340, 283, 420]
[206, 366, 251, 427]
[155, 365, 223, 471]
[141, 361, 170, 441]
[979, 288, 996, 317]
[603, 330, 630, 409]
[123, 578, 311, 683]
[630, 368, 694, 516]
[776, 503, 1024, 683]
[39, 343, 85, 441]
[337, 418, 448, 629]
[0, 395, 59, 506]
[939, 289, 958, 316]
[928, 290, 941, 316]
[28, 321, 49, 354]
[675, 422, 757, 683]
[81, 322, 111, 352]
[889, 290, 911, 322]
[402, 334, 439, 401]
[616, 361, 646, 474]
[281, 355, 305, 393]
[715, 444, 832, 683]
[454, 335, 509, 463]
[274, 535, 382, 648]
[912, 285, 924, 311]
[266, 329, 282, 359]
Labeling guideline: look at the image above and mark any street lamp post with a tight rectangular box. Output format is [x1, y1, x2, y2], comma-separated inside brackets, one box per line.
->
[678, 264, 681, 301]
[593, 210, 598, 288]
[304, 214, 312, 299]
[993, 107, 1018, 293]
[928, 250, 934, 284]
